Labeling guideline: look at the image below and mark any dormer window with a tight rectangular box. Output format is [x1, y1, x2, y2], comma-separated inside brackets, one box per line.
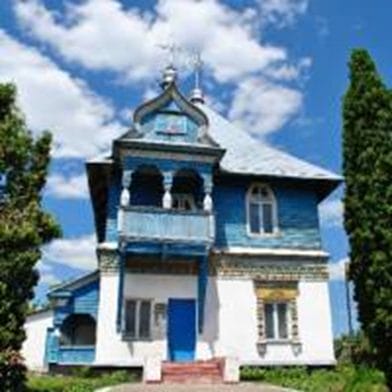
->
[247, 184, 278, 235]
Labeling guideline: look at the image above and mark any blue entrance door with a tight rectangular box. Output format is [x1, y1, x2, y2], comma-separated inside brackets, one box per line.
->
[168, 299, 196, 362]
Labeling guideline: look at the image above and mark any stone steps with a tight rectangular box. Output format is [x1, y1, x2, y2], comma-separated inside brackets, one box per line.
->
[162, 360, 223, 384]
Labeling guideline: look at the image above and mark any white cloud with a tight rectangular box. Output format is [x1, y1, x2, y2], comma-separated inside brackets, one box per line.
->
[258, 0, 309, 27]
[45, 173, 89, 199]
[329, 257, 349, 281]
[265, 57, 312, 81]
[0, 30, 124, 158]
[229, 77, 302, 135]
[14, 0, 286, 83]
[36, 260, 60, 286]
[42, 234, 97, 271]
[319, 198, 344, 227]
[13, 0, 310, 137]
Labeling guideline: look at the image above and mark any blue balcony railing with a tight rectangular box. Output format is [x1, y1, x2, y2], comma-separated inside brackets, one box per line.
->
[45, 328, 95, 365]
[119, 206, 214, 245]
[57, 346, 95, 364]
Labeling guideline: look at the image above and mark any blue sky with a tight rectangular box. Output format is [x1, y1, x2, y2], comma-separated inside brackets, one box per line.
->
[1, 0, 390, 337]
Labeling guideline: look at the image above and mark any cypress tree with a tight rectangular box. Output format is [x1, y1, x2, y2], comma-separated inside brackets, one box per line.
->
[343, 49, 392, 388]
[0, 83, 61, 390]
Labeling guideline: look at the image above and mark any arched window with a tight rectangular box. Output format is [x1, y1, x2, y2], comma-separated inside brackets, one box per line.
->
[171, 168, 203, 211]
[247, 184, 278, 235]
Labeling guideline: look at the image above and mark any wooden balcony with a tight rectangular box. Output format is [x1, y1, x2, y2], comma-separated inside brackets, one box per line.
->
[118, 206, 215, 246]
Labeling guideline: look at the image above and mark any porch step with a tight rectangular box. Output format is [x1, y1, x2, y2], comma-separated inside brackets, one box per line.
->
[162, 359, 223, 384]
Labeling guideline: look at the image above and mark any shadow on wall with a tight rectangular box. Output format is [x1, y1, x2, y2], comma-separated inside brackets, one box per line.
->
[201, 277, 220, 356]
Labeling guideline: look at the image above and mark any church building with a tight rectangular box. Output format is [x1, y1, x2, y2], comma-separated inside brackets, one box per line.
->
[23, 65, 340, 381]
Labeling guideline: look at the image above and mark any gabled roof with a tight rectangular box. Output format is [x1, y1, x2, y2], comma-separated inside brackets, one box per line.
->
[48, 270, 99, 298]
[133, 82, 208, 130]
[196, 104, 341, 182]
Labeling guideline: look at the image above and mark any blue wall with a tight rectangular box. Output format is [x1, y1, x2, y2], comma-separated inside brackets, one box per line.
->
[54, 279, 100, 327]
[45, 328, 95, 365]
[47, 277, 99, 365]
[213, 177, 322, 250]
[105, 176, 121, 242]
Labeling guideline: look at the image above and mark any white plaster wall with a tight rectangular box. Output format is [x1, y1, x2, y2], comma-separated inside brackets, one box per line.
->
[213, 278, 336, 365]
[95, 272, 334, 366]
[95, 273, 219, 365]
[22, 310, 53, 371]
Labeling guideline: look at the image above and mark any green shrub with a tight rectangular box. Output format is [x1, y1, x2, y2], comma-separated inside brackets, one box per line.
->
[240, 364, 387, 392]
[27, 370, 135, 392]
[71, 366, 94, 379]
[334, 332, 377, 366]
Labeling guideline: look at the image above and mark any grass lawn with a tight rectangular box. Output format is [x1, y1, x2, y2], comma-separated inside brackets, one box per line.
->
[28, 364, 387, 391]
[27, 370, 136, 392]
[241, 364, 388, 392]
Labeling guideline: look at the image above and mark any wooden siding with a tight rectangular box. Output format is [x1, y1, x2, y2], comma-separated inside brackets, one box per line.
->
[45, 328, 95, 364]
[120, 207, 214, 244]
[213, 179, 322, 250]
[54, 279, 99, 326]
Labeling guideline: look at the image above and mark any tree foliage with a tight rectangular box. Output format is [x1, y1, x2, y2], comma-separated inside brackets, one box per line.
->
[343, 49, 392, 388]
[0, 83, 61, 391]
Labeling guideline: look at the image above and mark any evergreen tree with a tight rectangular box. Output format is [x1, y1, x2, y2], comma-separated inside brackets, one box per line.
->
[0, 83, 60, 390]
[343, 49, 392, 388]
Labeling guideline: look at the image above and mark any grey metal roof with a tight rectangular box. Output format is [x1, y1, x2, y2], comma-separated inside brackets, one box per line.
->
[197, 103, 341, 181]
[48, 270, 99, 297]
[87, 102, 341, 182]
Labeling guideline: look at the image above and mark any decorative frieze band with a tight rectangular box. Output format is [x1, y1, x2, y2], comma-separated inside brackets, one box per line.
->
[97, 248, 118, 273]
[214, 256, 328, 281]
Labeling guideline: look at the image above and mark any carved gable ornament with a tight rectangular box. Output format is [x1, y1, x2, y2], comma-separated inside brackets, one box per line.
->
[133, 83, 208, 133]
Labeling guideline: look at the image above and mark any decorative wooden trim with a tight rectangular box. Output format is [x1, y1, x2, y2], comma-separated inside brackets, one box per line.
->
[125, 257, 199, 275]
[254, 280, 302, 356]
[213, 247, 329, 259]
[133, 82, 209, 130]
[119, 146, 219, 164]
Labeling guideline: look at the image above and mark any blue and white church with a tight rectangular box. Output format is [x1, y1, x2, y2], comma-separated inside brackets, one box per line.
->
[23, 65, 341, 380]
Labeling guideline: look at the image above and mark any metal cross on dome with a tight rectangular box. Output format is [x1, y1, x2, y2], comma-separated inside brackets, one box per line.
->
[158, 42, 182, 68]
[192, 51, 203, 90]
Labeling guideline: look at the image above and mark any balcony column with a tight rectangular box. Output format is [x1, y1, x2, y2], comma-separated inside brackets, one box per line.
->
[203, 175, 213, 212]
[162, 171, 173, 209]
[118, 170, 132, 233]
[120, 170, 132, 207]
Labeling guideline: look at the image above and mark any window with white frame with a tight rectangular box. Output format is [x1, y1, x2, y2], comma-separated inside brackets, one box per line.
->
[264, 302, 290, 340]
[124, 299, 152, 339]
[247, 184, 277, 235]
